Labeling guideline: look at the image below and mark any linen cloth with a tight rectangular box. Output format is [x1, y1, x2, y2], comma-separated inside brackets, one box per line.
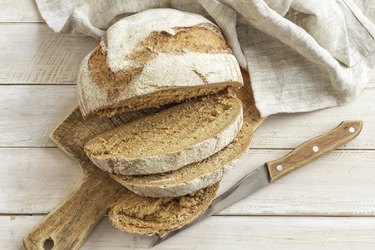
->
[36, 0, 375, 117]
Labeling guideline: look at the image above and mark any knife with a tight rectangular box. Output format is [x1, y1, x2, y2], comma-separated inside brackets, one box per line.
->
[152, 120, 363, 247]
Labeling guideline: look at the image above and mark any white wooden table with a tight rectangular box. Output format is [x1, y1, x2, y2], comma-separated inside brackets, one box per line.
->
[1, 1, 375, 249]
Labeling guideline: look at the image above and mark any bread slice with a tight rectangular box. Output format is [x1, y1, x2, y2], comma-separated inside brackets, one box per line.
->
[84, 95, 243, 175]
[109, 182, 218, 236]
[77, 8, 243, 118]
[110, 121, 253, 197]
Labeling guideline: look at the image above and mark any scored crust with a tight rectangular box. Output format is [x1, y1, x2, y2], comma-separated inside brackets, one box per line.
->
[77, 9, 243, 118]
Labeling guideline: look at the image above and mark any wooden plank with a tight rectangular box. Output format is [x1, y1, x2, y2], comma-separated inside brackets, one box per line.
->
[0, 0, 43, 22]
[0, 23, 97, 84]
[0, 23, 374, 88]
[2, 215, 375, 249]
[0, 148, 81, 213]
[2, 148, 375, 216]
[253, 87, 375, 149]
[0, 85, 77, 147]
[217, 148, 375, 216]
[370, 69, 375, 85]
[23, 108, 131, 250]
[84, 216, 375, 250]
[1, 85, 375, 148]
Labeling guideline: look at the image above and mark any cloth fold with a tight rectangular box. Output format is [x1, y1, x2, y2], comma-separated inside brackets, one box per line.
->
[36, 0, 375, 117]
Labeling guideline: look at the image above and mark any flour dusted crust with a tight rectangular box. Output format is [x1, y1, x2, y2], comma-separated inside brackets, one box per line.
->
[111, 122, 253, 197]
[106, 8, 213, 72]
[77, 8, 243, 118]
[84, 96, 243, 175]
[109, 182, 219, 236]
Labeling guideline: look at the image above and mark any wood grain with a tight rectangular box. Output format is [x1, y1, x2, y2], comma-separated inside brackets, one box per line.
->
[1, 22, 375, 88]
[0, 23, 97, 84]
[218, 147, 375, 216]
[252, 88, 374, 149]
[1, 85, 375, 148]
[0, 148, 81, 214]
[1, 2, 375, 248]
[23, 67, 260, 249]
[23, 109, 130, 250]
[5, 215, 375, 250]
[239, 68, 263, 130]
[23, 175, 127, 250]
[2, 149, 375, 216]
[17, 69, 256, 248]
[266, 121, 363, 182]
[0, 0, 43, 22]
[0, 85, 77, 147]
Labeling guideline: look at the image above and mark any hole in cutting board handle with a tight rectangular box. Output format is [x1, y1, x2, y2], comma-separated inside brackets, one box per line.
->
[43, 237, 54, 250]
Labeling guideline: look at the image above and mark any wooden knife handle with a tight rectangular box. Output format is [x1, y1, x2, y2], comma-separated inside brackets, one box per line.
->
[266, 120, 363, 182]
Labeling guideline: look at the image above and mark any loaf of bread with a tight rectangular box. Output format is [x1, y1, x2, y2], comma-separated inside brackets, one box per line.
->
[77, 8, 250, 237]
[109, 182, 218, 236]
[84, 95, 243, 175]
[77, 8, 243, 118]
[110, 121, 253, 197]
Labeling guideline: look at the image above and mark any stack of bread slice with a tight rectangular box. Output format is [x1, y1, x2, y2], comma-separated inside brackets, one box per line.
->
[77, 8, 254, 236]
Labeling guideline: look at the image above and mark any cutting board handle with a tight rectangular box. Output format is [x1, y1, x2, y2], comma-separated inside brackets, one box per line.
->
[23, 172, 124, 250]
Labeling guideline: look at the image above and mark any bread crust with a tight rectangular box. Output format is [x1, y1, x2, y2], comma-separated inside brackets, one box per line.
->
[85, 97, 243, 175]
[110, 122, 253, 197]
[77, 9, 243, 118]
[109, 182, 219, 236]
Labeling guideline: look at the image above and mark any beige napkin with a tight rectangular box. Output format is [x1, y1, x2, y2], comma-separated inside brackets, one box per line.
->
[36, 0, 375, 117]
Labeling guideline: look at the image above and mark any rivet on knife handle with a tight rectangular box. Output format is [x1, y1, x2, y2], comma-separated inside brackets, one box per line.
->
[265, 120, 363, 182]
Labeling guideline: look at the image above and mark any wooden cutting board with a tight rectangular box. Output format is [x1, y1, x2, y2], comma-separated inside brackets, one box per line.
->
[23, 70, 263, 250]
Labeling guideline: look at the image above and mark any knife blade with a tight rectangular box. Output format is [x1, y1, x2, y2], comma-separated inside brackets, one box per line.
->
[152, 120, 363, 247]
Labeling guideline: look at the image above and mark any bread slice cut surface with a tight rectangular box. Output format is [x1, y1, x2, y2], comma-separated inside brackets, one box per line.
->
[110, 121, 253, 197]
[109, 182, 218, 236]
[84, 95, 243, 175]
